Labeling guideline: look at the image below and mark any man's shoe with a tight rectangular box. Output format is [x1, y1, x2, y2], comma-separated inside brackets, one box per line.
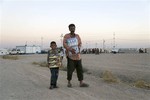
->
[54, 86, 59, 88]
[80, 83, 89, 87]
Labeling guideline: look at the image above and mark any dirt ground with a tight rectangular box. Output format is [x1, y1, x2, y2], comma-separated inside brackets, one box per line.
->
[0, 53, 150, 100]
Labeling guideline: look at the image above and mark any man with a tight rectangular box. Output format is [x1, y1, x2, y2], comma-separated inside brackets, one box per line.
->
[63, 24, 89, 87]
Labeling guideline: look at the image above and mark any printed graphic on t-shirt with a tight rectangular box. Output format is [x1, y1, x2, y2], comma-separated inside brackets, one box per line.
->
[67, 37, 79, 55]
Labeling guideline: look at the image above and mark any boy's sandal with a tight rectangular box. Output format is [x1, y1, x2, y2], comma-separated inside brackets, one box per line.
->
[49, 86, 54, 90]
[80, 83, 89, 87]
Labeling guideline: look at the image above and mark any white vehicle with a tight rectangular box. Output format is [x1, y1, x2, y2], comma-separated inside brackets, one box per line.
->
[111, 48, 119, 54]
[9, 49, 24, 55]
[0, 48, 9, 55]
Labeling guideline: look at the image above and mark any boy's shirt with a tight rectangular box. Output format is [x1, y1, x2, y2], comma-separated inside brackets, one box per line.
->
[47, 49, 62, 68]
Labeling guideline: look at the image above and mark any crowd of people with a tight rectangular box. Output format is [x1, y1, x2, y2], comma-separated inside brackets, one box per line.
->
[139, 48, 147, 53]
[81, 48, 109, 54]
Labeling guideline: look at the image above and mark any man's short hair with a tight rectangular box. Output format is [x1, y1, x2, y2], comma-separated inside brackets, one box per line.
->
[50, 41, 56, 45]
[68, 24, 75, 28]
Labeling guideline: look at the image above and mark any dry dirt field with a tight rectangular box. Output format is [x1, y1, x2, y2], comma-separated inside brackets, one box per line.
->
[0, 53, 150, 100]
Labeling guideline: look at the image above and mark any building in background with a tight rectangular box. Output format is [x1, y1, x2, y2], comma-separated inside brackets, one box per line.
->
[16, 45, 41, 54]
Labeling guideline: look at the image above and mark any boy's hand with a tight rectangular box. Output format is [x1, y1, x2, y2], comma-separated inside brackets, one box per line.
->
[47, 64, 50, 68]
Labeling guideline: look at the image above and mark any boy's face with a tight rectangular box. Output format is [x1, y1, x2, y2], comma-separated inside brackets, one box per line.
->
[50, 43, 57, 50]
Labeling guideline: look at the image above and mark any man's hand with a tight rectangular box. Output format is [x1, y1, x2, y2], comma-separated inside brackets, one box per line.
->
[70, 48, 76, 54]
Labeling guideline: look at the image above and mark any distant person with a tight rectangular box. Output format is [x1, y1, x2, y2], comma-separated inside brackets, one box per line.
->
[47, 41, 62, 90]
[58, 46, 64, 60]
[144, 48, 147, 53]
[63, 24, 89, 87]
[139, 48, 144, 53]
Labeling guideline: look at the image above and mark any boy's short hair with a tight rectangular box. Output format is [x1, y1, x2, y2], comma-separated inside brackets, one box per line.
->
[68, 24, 75, 28]
[50, 41, 56, 45]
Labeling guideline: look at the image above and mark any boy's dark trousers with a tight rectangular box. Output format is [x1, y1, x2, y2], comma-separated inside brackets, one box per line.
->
[50, 67, 59, 87]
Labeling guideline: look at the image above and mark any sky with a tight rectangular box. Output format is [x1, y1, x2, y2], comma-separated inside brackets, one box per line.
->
[0, 0, 150, 49]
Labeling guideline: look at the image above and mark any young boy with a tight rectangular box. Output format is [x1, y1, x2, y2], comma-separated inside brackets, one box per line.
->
[47, 41, 62, 90]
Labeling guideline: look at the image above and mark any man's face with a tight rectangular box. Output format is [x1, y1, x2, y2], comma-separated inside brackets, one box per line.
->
[50, 43, 57, 50]
[69, 26, 75, 33]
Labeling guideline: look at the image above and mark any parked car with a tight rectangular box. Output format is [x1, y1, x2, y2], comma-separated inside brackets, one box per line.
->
[111, 48, 119, 54]
[9, 49, 24, 55]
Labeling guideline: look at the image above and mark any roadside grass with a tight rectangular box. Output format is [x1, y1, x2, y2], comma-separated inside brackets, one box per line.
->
[32, 61, 48, 67]
[1, 55, 19, 60]
[102, 70, 119, 83]
[134, 80, 150, 89]
[101, 70, 150, 89]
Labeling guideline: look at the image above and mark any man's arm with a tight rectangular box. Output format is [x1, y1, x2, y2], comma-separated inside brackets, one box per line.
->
[77, 34, 82, 53]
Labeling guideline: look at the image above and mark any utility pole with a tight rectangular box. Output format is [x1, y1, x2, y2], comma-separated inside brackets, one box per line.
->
[86, 42, 88, 49]
[103, 39, 105, 51]
[95, 42, 97, 48]
[60, 34, 63, 47]
[113, 32, 116, 49]
[41, 37, 43, 50]
[25, 41, 27, 46]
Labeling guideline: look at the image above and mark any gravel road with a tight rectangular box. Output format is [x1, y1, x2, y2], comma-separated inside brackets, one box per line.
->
[0, 54, 149, 100]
